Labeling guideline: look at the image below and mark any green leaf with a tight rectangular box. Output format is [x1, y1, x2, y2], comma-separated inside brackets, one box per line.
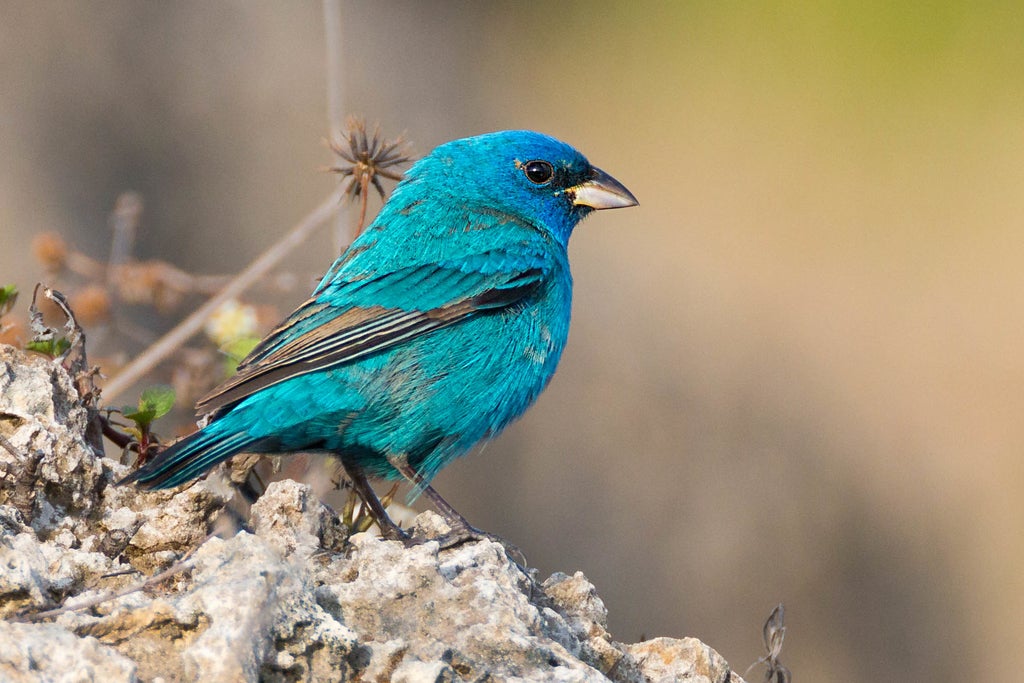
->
[141, 385, 175, 421]
[122, 406, 157, 426]
[25, 337, 70, 357]
[0, 285, 17, 317]
[124, 385, 175, 429]
[139, 385, 175, 419]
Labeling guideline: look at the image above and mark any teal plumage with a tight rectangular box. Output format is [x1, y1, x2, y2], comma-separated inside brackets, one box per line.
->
[123, 131, 637, 526]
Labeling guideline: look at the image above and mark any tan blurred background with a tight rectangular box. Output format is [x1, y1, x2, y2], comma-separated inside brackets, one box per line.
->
[3, 2, 1024, 680]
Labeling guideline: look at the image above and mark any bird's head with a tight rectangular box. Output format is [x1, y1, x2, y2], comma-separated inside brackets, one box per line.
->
[398, 130, 637, 244]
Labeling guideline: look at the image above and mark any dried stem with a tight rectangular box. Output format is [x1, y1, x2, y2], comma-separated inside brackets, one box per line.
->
[107, 192, 144, 297]
[0, 434, 19, 460]
[323, 0, 348, 252]
[357, 175, 370, 235]
[99, 415, 133, 450]
[744, 603, 792, 683]
[328, 118, 410, 237]
[57, 243, 279, 299]
[101, 189, 343, 402]
[30, 285, 91, 381]
[323, 0, 344, 142]
[15, 535, 212, 623]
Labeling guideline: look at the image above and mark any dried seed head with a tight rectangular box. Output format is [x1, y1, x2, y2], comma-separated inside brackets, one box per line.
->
[71, 285, 112, 327]
[32, 232, 69, 273]
[328, 117, 411, 201]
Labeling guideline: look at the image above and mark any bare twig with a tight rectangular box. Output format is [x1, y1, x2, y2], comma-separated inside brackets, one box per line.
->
[15, 534, 213, 623]
[107, 192, 144, 302]
[0, 434, 19, 460]
[66, 251, 106, 280]
[29, 284, 76, 350]
[745, 603, 792, 683]
[33, 229, 294, 306]
[100, 568, 141, 579]
[323, 0, 345, 147]
[99, 414, 133, 450]
[28, 285, 105, 452]
[323, 0, 347, 252]
[101, 190, 343, 402]
[30, 285, 86, 370]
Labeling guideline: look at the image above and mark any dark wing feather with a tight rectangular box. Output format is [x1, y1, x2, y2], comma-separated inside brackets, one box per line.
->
[196, 261, 544, 415]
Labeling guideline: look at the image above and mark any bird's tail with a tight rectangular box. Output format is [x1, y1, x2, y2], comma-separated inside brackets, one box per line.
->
[119, 424, 262, 489]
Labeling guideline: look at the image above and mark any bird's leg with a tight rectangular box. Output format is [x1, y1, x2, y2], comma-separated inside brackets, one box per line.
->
[385, 453, 475, 534]
[342, 461, 411, 544]
[386, 453, 527, 564]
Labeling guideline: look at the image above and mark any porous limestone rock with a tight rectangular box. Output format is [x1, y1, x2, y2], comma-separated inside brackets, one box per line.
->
[0, 344, 743, 683]
[0, 620, 137, 683]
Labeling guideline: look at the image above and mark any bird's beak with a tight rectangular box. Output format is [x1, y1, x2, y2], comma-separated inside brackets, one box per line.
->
[571, 166, 639, 210]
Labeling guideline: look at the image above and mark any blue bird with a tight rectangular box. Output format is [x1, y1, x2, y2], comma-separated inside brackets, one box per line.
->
[122, 130, 637, 542]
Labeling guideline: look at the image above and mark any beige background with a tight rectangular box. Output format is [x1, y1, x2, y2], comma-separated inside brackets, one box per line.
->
[3, 3, 1023, 680]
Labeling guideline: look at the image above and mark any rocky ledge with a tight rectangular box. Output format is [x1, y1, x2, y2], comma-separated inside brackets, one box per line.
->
[0, 345, 741, 683]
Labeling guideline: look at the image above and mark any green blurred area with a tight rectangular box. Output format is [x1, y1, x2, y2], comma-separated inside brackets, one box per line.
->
[3, 2, 1024, 680]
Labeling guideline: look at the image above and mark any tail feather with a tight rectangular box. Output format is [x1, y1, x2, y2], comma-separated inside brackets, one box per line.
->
[119, 428, 259, 489]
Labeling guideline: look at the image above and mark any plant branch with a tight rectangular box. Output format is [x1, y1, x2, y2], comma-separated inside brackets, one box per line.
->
[323, 0, 348, 253]
[15, 535, 212, 623]
[323, 0, 344, 141]
[101, 190, 342, 402]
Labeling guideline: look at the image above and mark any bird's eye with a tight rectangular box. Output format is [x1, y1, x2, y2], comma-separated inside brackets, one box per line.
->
[523, 160, 554, 185]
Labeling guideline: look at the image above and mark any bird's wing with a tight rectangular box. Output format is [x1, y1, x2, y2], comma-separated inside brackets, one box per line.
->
[196, 250, 548, 414]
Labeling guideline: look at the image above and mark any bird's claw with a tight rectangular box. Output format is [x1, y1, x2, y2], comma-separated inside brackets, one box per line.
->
[425, 521, 528, 568]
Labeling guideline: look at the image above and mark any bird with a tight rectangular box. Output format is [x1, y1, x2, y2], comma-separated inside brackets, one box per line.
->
[121, 130, 638, 543]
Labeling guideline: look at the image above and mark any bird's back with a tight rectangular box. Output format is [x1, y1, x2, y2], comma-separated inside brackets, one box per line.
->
[226, 207, 574, 481]
[121, 129, 636, 493]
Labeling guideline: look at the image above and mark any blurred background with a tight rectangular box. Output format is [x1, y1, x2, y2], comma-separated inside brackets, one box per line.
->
[3, 2, 1024, 680]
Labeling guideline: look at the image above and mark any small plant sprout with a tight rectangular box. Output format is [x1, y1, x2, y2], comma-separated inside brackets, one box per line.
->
[122, 385, 176, 465]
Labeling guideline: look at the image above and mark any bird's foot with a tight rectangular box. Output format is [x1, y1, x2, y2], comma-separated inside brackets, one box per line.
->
[376, 521, 421, 548]
[384, 454, 529, 566]
[424, 517, 528, 568]
[341, 461, 421, 547]
[380, 517, 526, 566]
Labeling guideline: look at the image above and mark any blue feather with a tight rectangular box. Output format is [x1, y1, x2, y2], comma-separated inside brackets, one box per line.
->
[122, 130, 637, 500]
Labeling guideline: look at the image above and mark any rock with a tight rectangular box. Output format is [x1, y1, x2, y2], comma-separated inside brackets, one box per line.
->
[250, 476, 348, 559]
[121, 483, 226, 574]
[315, 527, 602, 680]
[625, 638, 736, 683]
[0, 621, 137, 683]
[0, 345, 103, 528]
[0, 344, 745, 682]
[543, 571, 626, 675]
[174, 533, 356, 683]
